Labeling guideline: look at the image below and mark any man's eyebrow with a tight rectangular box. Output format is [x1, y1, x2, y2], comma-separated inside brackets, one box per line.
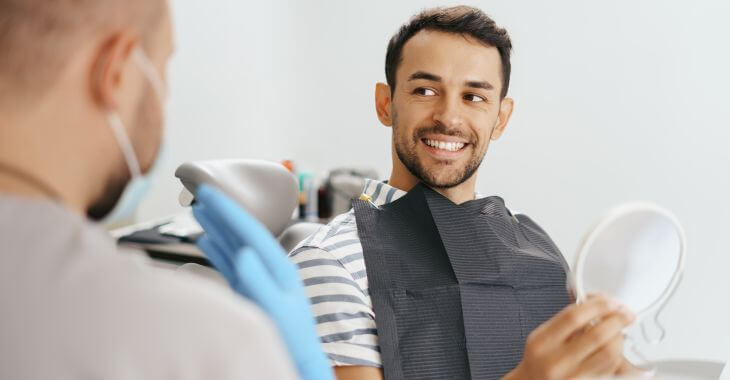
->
[408, 71, 495, 91]
[465, 80, 494, 91]
[408, 71, 442, 82]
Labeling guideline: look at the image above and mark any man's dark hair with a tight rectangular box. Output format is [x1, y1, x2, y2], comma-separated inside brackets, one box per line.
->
[385, 6, 513, 99]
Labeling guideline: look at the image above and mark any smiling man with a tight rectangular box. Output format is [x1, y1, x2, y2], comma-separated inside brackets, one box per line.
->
[290, 6, 638, 380]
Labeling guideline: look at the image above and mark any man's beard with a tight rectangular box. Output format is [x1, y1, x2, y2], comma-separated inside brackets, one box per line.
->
[87, 87, 160, 221]
[393, 116, 487, 189]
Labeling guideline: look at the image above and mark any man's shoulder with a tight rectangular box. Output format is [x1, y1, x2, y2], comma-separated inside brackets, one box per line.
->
[287, 209, 369, 306]
[284, 213, 380, 369]
[290, 209, 360, 257]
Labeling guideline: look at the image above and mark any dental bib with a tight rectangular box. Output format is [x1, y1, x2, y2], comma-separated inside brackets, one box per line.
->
[353, 183, 571, 379]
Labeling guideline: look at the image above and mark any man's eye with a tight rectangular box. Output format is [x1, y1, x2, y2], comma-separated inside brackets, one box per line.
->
[464, 94, 486, 103]
[414, 88, 437, 96]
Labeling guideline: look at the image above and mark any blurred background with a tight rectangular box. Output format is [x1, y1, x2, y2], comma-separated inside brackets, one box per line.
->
[138, 0, 730, 362]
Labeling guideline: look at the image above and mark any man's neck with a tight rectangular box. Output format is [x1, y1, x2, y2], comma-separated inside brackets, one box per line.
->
[388, 165, 478, 205]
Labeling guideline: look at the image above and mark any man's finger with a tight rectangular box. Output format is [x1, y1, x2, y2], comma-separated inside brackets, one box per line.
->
[554, 310, 632, 373]
[564, 308, 633, 360]
[529, 295, 621, 351]
[567, 334, 625, 379]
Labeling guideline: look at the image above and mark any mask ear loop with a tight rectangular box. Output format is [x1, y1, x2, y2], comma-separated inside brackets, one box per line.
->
[132, 48, 166, 100]
[106, 112, 142, 180]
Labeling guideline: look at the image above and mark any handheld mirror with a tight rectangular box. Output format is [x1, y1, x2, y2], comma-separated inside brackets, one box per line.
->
[573, 202, 686, 344]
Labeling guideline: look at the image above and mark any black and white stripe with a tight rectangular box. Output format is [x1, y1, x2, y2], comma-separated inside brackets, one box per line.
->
[288, 179, 486, 368]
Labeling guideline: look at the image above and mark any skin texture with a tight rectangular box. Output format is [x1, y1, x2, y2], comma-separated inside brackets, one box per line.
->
[338, 30, 641, 380]
[0, 0, 173, 219]
[376, 30, 513, 205]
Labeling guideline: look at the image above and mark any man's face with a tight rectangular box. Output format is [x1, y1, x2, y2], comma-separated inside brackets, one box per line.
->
[388, 30, 508, 189]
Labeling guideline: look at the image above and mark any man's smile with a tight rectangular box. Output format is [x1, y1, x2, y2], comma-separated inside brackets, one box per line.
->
[420, 134, 471, 160]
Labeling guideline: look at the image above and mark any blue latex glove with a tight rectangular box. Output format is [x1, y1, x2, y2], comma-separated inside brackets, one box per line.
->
[192, 184, 334, 380]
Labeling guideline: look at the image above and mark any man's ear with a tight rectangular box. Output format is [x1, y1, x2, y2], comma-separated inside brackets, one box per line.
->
[91, 32, 139, 110]
[491, 97, 514, 141]
[375, 82, 393, 127]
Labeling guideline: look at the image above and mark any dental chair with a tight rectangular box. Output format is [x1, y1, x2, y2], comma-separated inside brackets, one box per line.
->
[173, 159, 324, 283]
[172, 162, 730, 380]
[628, 358, 726, 380]
[649, 359, 727, 379]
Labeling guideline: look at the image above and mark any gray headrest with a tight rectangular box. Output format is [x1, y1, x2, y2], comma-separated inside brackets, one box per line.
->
[175, 159, 298, 236]
[278, 222, 323, 253]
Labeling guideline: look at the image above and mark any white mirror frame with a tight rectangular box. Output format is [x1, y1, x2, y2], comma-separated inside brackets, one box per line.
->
[573, 202, 687, 329]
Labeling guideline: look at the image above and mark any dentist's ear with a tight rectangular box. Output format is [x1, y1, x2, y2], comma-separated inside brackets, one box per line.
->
[490, 97, 514, 141]
[92, 31, 140, 110]
[375, 82, 393, 127]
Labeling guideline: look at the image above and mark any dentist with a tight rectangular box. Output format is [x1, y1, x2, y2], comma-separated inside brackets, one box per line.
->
[0, 1, 331, 379]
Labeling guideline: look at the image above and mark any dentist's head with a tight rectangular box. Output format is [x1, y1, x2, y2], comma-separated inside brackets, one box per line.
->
[0, 0, 173, 220]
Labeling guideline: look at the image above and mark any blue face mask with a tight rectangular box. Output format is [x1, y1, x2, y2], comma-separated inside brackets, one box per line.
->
[102, 48, 167, 225]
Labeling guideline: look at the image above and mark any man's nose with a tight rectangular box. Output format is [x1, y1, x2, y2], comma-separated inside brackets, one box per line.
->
[432, 94, 464, 130]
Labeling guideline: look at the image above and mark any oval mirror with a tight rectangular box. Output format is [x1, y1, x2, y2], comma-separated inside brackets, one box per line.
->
[573, 202, 686, 324]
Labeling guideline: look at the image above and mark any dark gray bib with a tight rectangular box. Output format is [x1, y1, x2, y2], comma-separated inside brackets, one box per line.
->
[353, 183, 571, 380]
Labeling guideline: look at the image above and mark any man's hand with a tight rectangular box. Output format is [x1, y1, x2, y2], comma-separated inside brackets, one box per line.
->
[504, 294, 635, 380]
[192, 184, 334, 380]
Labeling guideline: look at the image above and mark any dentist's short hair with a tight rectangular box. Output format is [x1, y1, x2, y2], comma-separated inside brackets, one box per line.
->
[0, 0, 165, 97]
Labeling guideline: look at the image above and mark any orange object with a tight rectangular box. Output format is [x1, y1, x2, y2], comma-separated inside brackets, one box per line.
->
[281, 160, 295, 173]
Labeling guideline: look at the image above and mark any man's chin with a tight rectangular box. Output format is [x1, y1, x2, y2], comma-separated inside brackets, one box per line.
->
[397, 144, 480, 190]
[422, 176, 466, 189]
[416, 166, 472, 189]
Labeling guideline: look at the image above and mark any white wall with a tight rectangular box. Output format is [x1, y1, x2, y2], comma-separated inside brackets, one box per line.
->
[141, 0, 730, 361]
[138, 0, 297, 221]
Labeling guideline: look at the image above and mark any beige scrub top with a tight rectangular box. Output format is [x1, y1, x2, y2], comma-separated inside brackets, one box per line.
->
[0, 196, 298, 380]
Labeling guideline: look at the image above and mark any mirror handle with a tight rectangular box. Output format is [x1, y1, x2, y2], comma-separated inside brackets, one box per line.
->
[625, 335, 658, 376]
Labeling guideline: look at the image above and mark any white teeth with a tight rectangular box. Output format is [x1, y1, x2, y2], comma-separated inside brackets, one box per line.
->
[425, 139, 465, 152]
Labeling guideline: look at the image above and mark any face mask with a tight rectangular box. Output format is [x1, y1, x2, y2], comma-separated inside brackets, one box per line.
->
[102, 47, 167, 225]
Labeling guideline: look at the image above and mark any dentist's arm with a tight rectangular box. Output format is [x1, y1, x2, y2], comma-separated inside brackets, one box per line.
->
[192, 185, 334, 380]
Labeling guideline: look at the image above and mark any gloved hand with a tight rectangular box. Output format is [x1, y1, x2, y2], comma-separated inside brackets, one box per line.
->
[192, 184, 334, 380]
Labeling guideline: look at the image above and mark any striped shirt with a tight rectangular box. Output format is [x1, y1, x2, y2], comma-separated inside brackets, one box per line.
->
[288, 179, 485, 367]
